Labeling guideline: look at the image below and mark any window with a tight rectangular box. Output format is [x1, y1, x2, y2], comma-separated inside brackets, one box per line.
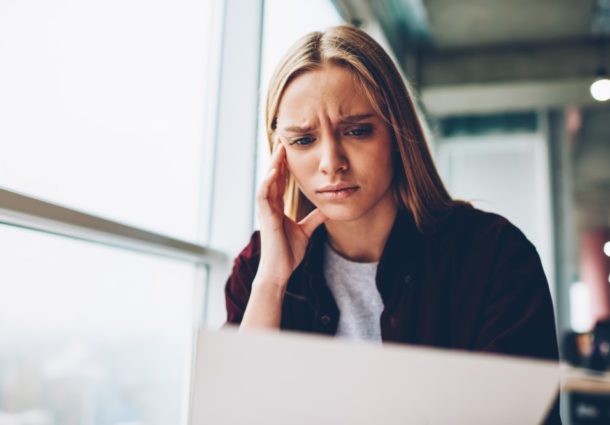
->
[0, 224, 203, 425]
[0, 0, 216, 243]
[0, 0, 221, 423]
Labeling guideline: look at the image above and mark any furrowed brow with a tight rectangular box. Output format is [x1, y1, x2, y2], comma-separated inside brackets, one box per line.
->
[280, 113, 377, 133]
[281, 124, 315, 133]
[339, 113, 376, 124]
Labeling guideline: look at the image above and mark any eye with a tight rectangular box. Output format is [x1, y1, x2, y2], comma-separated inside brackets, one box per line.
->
[345, 126, 373, 137]
[290, 136, 315, 146]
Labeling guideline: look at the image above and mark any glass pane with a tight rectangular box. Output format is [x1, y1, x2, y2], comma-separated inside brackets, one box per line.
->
[0, 224, 202, 425]
[0, 0, 215, 242]
[254, 0, 343, 225]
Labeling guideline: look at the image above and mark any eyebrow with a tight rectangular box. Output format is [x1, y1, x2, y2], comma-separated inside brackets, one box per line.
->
[280, 113, 377, 133]
[340, 113, 376, 124]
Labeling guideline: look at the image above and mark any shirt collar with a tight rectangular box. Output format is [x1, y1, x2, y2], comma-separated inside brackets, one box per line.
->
[302, 208, 424, 277]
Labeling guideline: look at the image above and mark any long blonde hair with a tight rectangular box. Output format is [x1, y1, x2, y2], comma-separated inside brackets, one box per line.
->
[265, 25, 462, 231]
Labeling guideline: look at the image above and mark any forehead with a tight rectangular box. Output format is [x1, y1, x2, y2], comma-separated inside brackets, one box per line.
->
[276, 64, 373, 125]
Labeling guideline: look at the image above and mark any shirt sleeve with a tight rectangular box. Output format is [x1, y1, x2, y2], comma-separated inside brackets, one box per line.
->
[224, 231, 261, 325]
[474, 219, 559, 361]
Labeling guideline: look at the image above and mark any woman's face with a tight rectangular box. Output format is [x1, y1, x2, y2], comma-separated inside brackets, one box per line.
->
[275, 64, 396, 222]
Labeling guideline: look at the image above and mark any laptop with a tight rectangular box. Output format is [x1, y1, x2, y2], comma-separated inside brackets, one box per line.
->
[189, 327, 559, 425]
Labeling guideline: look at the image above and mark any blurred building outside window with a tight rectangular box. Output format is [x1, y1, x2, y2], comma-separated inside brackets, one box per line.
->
[0, 0, 220, 424]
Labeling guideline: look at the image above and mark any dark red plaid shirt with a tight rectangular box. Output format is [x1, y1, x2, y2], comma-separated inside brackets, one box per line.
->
[225, 205, 561, 423]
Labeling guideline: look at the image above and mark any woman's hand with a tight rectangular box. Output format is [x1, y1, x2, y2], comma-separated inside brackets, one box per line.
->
[255, 142, 327, 287]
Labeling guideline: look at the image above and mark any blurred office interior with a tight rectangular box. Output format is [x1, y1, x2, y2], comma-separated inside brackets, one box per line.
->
[0, 0, 609, 424]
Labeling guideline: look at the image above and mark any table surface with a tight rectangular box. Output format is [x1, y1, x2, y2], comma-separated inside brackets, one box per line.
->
[561, 363, 610, 393]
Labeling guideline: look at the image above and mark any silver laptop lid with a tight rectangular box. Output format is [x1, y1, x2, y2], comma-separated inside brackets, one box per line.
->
[190, 327, 558, 425]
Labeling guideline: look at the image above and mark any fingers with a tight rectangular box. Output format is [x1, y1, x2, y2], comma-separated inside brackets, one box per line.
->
[269, 141, 285, 173]
[256, 166, 278, 216]
[267, 143, 285, 206]
[258, 142, 287, 216]
[276, 153, 287, 205]
[298, 208, 328, 238]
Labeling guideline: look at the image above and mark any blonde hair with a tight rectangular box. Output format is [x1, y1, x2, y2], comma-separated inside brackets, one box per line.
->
[265, 25, 463, 231]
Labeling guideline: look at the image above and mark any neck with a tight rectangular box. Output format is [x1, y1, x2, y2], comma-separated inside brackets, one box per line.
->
[324, 198, 398, 263]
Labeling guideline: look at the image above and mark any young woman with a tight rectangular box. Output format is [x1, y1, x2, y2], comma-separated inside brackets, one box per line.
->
[224, 24, 560, 422]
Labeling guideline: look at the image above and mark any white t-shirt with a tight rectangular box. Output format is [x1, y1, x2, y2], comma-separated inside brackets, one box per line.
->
[323, 241, 384, 342]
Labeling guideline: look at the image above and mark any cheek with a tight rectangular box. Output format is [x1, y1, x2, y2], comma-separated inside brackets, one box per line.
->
[375, 133, 395, 164]
[364, 142, 395, 185]
[286, 151, 322, 197]
[358, 139, 393, 167]
[285, 151, 312, 178]
[284, 151, 307, 188]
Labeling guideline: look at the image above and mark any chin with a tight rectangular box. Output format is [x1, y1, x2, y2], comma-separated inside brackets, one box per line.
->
[317, 204, 365, 223]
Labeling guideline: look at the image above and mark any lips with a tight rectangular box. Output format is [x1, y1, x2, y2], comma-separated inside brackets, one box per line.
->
[316, 183, 360, 200]
[316, 183, 359, 193]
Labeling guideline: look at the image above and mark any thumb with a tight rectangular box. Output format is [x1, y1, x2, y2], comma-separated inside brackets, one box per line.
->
[298, 208, 328, 238]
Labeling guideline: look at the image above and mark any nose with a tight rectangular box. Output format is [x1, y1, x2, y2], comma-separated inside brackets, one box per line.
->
[318, 134, 348, 175]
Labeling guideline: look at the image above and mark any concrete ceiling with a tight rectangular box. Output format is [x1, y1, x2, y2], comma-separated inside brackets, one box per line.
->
[425, 0, 595, 49]
[336, 0, 607, 93]
[411, 0, 605, 93]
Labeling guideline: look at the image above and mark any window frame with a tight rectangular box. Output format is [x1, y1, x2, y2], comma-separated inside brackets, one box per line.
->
[0, 0, 265, 327]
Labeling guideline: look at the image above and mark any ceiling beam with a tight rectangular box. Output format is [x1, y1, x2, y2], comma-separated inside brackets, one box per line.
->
[421, 78, 601, 116]
[419, 40, 598, 87]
